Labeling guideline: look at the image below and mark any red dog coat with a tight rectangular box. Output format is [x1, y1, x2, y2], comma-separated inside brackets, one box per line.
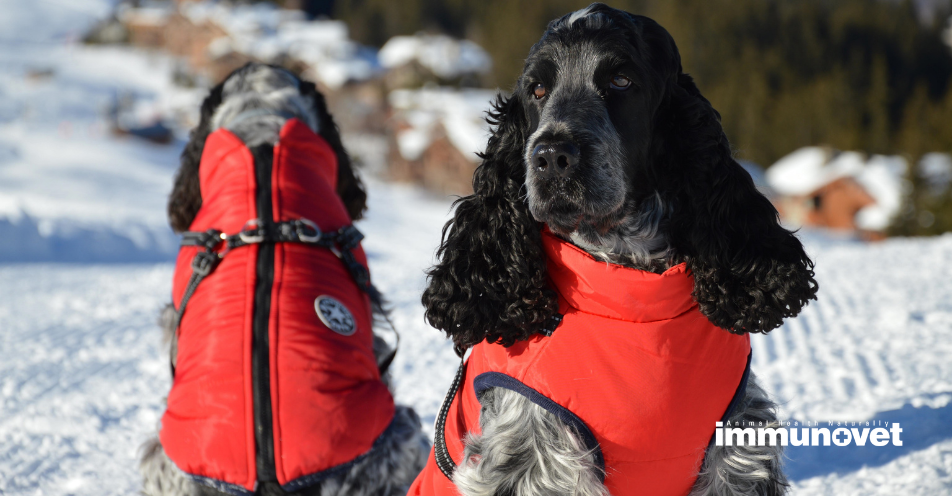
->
[410, 228, 751, 496]
[160, 119, 395, 494]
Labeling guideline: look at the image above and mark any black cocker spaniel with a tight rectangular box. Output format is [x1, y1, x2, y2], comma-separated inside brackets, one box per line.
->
[141, 63, 428, 496]
[423, 4, 815, 495]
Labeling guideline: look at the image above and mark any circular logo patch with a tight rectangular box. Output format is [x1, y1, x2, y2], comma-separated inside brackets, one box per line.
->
[315, 296, 356, 336]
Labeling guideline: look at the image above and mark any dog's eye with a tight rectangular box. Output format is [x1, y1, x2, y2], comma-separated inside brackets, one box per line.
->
[531, 83, 547, 99]
[610, 75, 631, 90]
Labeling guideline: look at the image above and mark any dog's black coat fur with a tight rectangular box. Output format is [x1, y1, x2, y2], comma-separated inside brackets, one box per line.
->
[423, 4, 818, 351]
[424, 6, 813, 493]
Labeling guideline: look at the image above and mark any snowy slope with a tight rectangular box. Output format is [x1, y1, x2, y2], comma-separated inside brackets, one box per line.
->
[0, 179, 459, 495]
[3, 186, 952, 495]
[0, 0, 203, 262]
[760, 232, 952, 489]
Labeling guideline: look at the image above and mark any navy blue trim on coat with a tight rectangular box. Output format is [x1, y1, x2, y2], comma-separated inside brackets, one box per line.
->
[472, 371, 606, 482]
[720, 351, 753, 423]
[280, 407, 402, 492]
[189, 474, 254, 496]
[701, 350, 754, 456]
[179, 406, 402, 495]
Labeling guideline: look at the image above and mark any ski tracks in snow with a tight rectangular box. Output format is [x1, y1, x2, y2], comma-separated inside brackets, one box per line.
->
[753, 234, 952, 421]
[752, 233, 952, 492]
[0, 264, 172, 495]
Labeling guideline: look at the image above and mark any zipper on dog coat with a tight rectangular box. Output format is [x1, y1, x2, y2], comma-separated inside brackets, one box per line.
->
[161, 119, 395, 495]
[251, 144, 276, 483]
[410, 228, 752, 496]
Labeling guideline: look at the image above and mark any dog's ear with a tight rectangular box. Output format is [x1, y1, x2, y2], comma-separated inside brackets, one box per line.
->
[660, 73, 818, 334]
[422, 94, 559, 350]
[168, 81, 224, 232]
[299, 80, 368, 221]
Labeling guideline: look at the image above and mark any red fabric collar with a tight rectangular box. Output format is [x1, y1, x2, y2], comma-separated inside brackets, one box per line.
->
[277, 118, 337, 187]
[541, 228, 696, 323]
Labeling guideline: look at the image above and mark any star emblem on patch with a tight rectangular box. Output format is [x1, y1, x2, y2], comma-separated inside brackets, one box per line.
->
[315, 296, 356, 336]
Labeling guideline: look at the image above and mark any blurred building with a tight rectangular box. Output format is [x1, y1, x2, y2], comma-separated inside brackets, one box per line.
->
[378, 33, 491, 90]
[766, 147, 907, 239]
[99, 0, 499, 195]
[115, 0, 378, 87]
[386, 88, 494, 195]
[120, 4, 170, 48]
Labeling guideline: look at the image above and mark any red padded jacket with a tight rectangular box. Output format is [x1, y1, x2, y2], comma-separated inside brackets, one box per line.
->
[409, 229, 751, 496]
[160, 119, 395, 494]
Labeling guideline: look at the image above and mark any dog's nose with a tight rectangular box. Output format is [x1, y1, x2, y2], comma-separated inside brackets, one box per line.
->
[531, 142, 580, 177]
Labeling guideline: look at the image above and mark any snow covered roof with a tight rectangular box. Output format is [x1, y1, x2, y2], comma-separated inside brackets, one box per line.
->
[181, 1, 301, 35]
[379, 34, 491, 79]
[389, 88, 496, 163]
[117, 2, 173, 26]
[181, 1, 379, 89]
[766, 146, 907, 231]
[852, 155, 906, 231]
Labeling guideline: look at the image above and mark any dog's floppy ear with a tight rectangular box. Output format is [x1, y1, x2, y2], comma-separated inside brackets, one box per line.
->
[422, 94, 559, 350]
[298, 79, 368, 221]
[660, 72, 818, 334]
[168, 81, 224, 232]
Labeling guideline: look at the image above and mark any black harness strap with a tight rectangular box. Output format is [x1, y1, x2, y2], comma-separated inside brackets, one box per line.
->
[433, 313, 564, 479]
[434, 352, 467, 479]
[172, 220, 398, 376]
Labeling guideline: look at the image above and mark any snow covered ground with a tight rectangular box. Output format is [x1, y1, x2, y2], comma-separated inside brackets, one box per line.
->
[1, 1, 951, 495]
[0, 0, 204, 263]
[0, 179, 459, 495]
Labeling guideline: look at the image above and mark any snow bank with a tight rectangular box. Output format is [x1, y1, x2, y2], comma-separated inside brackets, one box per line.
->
[180, 1, 380, 89]
[379, 34, 491, 79]
[0, 6, 198, 263]
[389, 87, 496, 162]
[0, 0, 115, 44]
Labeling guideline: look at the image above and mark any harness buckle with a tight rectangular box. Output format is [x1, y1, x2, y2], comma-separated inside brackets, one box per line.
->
[238, 218, 265, 244]
[191, 250, 220, 276]
[294, 218, 322, 243]
[201, 230, 225, 250]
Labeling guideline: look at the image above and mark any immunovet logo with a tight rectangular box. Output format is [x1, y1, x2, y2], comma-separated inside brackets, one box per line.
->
[714, 421, 903, 447]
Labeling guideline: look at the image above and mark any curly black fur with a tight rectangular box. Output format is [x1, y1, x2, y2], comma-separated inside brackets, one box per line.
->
[657, 72, 818, 334]
[422, 4, 817, 349]
[168, 64, 366, 233]
[422, 95, 559, 350]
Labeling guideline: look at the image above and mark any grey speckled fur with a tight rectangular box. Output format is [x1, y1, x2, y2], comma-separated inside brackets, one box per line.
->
[140, 437, 198, 496]
[569, 192, 674, 272]
[210, 64, 319, 147]
[462, 376, 786, 496]
[140, 406, 429, 496]
[690, 374, 789, 496]
[454, 388, 608, 496]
